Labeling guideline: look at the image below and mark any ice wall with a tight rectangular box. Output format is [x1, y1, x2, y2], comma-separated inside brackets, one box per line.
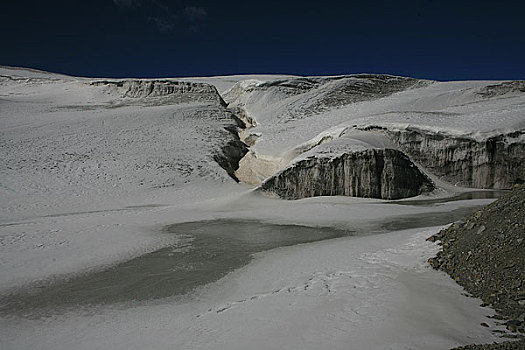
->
[91, 79, 226, 105]
[386, 128, 525, 189]
[260, 149, 434, 200]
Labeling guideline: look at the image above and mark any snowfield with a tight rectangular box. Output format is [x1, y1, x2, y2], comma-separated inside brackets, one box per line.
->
[1, 66, 523, 349]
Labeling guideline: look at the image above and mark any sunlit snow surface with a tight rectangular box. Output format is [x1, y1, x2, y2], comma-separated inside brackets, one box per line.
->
[1, 67, 521, 349]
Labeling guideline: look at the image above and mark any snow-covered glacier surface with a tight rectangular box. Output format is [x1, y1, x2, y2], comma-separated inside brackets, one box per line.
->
[226, 75, 524, 192]
[1, 66, 523, 349]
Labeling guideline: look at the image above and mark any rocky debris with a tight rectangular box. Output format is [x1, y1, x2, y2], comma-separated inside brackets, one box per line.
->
[451, 340, 525, 349]
[384, 127, 525, 189]
[260, 148, 434, 200]
[506, 320, 524, 333]
[428, 186, 525, 348]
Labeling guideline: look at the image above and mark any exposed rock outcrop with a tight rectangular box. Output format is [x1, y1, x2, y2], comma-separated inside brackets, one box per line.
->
[452, 341, 525, 349]
[260, 149, 434, 200]
[381, 127, 525, 189]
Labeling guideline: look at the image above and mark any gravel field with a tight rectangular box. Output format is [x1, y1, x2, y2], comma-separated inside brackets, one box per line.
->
[429, 186, 525, 349]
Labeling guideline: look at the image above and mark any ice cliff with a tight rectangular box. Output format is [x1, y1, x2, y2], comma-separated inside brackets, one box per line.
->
[384, 128, 525, 189]
[260, 148, 434, 200]
[91, 79, 226, 105]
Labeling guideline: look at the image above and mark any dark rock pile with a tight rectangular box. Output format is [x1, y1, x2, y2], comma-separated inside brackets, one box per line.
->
[428, 185, 525, 348]
[453, 341, 525, 349]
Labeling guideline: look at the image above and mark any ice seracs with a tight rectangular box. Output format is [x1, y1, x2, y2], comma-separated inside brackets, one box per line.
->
[260, 148, 434, 200]
[378, 126, 525, 189]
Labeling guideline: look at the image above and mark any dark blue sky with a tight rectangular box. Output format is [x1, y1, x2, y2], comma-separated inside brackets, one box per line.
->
[2, 0, 524, 80]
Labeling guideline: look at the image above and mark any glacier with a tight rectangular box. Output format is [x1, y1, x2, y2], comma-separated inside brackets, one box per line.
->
[1, 65, 524, 349]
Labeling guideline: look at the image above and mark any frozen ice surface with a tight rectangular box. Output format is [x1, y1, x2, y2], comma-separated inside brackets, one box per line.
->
[0, 225, 504, 350]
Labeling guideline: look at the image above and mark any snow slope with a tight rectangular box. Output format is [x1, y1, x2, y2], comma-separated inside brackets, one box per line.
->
[0, 68, 238, 220]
